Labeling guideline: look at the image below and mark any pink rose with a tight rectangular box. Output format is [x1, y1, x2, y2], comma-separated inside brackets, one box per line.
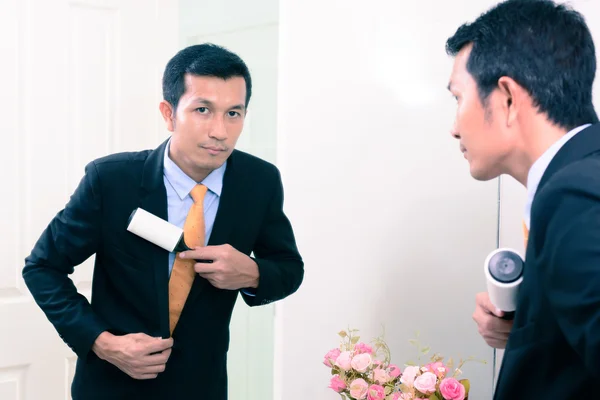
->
[390, 394, 402, 400]
[349, 378, 369, 399]
[355, 342, 374, 354]
[323, 348, 341, 367]
[372, 368, 391, 384]
[328, 375, 347, 392]
[351, 353, 373, 373]
[439, 378, 466, 400]
[335, 351, 353, 371]
[414, 372, 438, 395]
[388, 364, 402, 379]
[426, 362, 447, 378]
[367, 384, 385, 400]
[400, 365, 420, 386]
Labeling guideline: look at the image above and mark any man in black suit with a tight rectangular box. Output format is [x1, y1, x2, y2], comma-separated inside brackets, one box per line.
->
[445, 0, 600, 398]
[22, 43, 304, 399]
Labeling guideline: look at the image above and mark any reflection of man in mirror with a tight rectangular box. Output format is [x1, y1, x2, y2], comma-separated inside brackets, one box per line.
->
[22, 43, 304, 399]
[446, 0, 599, 398]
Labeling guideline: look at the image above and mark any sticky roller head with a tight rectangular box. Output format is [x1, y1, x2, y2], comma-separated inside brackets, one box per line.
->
[487, 250, 524, 283]
[484, 248, 524, 313]
[126, 207, 182, 252]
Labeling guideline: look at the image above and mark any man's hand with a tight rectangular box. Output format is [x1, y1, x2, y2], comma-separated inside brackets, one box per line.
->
[92, 332, 173, 379]
[473, 292, 514, 349]
[179, 244, 259, 290]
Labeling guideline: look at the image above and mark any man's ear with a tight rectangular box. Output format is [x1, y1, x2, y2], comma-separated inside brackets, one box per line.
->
[497, 76, 525, 126]
[159, 101, 176, 132]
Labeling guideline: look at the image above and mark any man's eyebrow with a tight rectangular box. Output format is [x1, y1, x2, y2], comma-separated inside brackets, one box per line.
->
[193, 97, 214, 106]
[193, 98, 245, 111]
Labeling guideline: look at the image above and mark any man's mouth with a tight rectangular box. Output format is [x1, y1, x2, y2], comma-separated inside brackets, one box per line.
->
[201, 145, 226, 155]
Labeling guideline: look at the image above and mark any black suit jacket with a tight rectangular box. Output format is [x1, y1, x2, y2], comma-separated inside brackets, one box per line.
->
[22, 139, 304, 400]
[494, 123, 600, 399]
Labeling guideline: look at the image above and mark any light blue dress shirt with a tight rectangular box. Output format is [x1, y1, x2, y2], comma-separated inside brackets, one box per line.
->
[163, 139, 226, 274]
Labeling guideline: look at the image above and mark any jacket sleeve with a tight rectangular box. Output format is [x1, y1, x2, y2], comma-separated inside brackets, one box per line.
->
[22, 161, 110, 358]
[537, 174, 600, 379]
[241, 168, 304, 306]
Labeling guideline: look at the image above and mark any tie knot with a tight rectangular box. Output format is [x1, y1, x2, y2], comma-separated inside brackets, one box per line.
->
[190, 184, 207, 203]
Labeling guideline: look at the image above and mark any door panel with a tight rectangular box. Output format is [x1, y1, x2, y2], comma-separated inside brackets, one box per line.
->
[0, 1, 178, 398]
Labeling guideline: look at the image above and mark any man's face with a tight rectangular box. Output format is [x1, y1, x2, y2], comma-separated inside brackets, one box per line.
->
[161, 74, 246, 179]
[448, 45, 515, 181]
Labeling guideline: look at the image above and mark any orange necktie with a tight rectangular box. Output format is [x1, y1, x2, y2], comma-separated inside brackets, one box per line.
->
[522, 220, 529, 249]
[168, 184, 207, 335]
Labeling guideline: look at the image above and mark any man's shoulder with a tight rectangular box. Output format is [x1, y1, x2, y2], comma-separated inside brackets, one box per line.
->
[93, 148, 153, 166]
[88, 148, 154, 175]
[543, 155, 600, 196]
[231, 149, 279, 177]
[533, 155, 600, 224]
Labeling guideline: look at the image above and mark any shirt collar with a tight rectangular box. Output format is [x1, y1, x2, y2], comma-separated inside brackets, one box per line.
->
[523, 123, 591, 228]
[163, 138, 226, 200]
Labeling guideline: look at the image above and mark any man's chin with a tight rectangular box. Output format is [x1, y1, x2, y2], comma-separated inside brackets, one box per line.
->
[200, 156, 228, 171]
[470, 165, 499, 182]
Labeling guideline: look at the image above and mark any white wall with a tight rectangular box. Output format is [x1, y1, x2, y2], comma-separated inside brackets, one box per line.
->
[178, 1, 279, 399]
[274, 0, 600, 399]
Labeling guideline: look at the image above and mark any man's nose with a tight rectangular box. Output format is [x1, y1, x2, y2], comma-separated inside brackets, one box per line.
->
[450, 119, 460, 139]
[209, 116, 227, 140]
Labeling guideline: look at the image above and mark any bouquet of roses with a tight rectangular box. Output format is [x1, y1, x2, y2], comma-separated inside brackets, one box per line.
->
[323, 329, 483, 400]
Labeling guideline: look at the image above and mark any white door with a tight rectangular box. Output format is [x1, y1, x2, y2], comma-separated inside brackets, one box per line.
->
[0, 0, 178, 399]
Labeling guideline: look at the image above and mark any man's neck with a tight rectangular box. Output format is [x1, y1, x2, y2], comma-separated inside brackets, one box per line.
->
[168, 147, 213, 183]
[507, 119, 567, 187]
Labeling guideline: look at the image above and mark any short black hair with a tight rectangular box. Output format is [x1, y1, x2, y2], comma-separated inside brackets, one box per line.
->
[446, 0, 598, 130]
[162, 43, 252, 111]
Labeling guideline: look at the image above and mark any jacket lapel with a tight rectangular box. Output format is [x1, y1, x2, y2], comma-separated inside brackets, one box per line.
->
[207, 150, 238, 247]
[139, 138, 171, 338]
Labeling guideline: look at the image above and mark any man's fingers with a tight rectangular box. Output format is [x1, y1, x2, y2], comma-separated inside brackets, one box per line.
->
[490, 307, 505, 318]
[179, 245, 223, 262]
[476, 292, 495, 313]
[486, 316, 514, 334]
[135, 373, 159, 380]
[143, 337, 174, 354]
[194, 262, 218, 274]
[129, 332, 154, 341]
[475, 292, 507, 317]
[474, 308, 513, 333]
[144, 348, 172, 365]
[474, 292, 513, 349]
[479, 324, 511, 339]
[139, 363, 167, 374]
[485, 339, 507, 349]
